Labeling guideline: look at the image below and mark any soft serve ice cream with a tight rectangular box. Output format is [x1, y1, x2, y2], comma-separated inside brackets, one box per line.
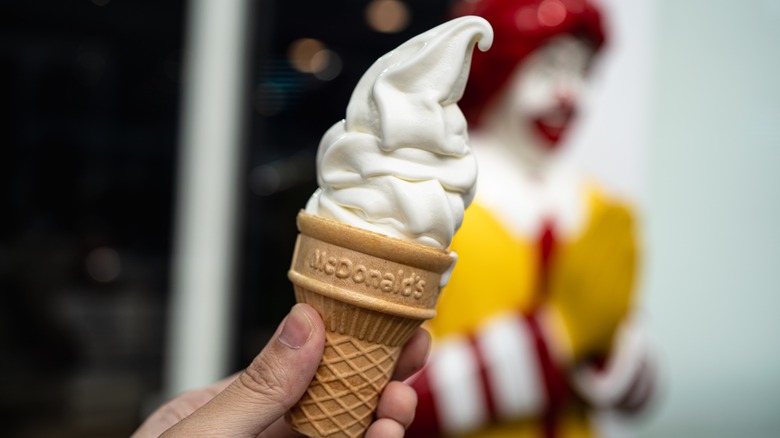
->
[305, 16, 493, 249]
[287, 18, 494, 437]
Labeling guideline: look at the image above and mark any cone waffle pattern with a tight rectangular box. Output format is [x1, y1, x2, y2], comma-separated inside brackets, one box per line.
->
[287, 329, 401, 437]
[286, 211, 453, 438]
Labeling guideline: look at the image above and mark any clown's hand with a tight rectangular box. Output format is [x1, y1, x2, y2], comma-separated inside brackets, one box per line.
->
[569, 319, 657, 414]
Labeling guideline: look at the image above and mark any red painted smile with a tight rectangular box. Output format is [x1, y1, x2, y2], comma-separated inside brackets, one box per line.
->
[531, 105, 576, 149]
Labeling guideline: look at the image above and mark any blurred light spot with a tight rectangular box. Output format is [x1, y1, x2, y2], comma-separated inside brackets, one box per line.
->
[515, 6, 539, 31]
[249, 165, 281, 196]
[91, 0, 111, 6]
[538, 0, 567, 27]
[288, 38, 327, 73]
[253, 82, 286, 116]
[314, 50, 342, 81]
[86, 247, 121, 283]
[310, 50, 329, 74]
[365, 0, 410, 34]
[287, 40, 341, 80]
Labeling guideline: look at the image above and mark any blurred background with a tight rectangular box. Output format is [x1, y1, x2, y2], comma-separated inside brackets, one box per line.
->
[0, 0, 778, 437]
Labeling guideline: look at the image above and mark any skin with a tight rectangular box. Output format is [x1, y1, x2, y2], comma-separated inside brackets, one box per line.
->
[132, 303, 431, 438]
[482, 36, 595, 173]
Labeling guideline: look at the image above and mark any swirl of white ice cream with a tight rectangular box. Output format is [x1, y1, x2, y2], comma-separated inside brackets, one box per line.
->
[305, 16, 493, 249]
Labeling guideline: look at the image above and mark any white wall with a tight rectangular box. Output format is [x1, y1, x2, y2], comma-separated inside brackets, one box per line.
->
[565, 0, 655, 206]
[638, 1, 780, 436]
[565, 1, 780, 437]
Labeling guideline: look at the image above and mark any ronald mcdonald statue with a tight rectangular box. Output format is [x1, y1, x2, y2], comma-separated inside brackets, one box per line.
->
[407, 1, 657, 437]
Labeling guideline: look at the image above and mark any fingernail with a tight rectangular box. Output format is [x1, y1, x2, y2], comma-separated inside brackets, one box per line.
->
[279, 304, 313, 349]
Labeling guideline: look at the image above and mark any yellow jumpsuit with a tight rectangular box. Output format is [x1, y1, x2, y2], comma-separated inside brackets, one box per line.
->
[425, 184, 639, 438]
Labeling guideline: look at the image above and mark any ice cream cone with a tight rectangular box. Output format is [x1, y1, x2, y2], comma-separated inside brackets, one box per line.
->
[285, 210, 454, 438]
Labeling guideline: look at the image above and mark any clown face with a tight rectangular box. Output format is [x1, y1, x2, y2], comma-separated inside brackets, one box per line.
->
[484, 36, 595, 167]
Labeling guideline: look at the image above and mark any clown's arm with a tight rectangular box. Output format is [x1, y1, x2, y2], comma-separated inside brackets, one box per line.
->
[406, 312, 656, 437]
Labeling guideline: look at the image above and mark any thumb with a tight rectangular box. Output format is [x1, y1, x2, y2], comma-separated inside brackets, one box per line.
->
[162, 303, 325, 437]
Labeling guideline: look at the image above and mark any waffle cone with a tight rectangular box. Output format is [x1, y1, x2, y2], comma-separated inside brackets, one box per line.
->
[285, 211, 453, 438]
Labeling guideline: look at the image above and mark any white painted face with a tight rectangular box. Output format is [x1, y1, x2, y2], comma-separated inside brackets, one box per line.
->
[483, 36, 594, 168]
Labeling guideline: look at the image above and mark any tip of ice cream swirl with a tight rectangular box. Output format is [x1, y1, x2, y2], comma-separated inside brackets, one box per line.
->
[305, 16, 493, 249]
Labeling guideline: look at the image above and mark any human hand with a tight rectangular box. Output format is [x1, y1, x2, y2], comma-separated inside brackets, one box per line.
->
[132, 303, 430, 438]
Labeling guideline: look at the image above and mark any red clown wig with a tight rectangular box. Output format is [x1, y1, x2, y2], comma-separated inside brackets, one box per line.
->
[453, 0, 608, 127]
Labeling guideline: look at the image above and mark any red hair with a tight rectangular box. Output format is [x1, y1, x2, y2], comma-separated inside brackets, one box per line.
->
[453, 0, 608, 127]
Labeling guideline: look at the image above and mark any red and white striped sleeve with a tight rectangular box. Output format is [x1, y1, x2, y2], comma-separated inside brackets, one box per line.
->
[406, 312, 568, 437]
